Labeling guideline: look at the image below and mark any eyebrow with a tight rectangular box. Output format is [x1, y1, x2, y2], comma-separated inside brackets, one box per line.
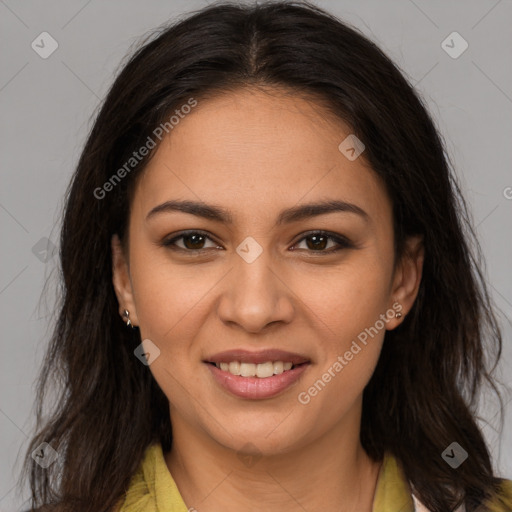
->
[145, 199, 369, 226]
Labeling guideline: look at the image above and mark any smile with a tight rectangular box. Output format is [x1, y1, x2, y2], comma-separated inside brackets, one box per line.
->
[203, 349, 310, 399]
[213, 360, 295, 378]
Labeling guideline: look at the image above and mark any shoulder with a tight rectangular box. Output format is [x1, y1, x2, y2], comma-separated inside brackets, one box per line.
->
[483, 478, 512, 512]
[22, 502, 123, 512]
[496, 478, 512, 499]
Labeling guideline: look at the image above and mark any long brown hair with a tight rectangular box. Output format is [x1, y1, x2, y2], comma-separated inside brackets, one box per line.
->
[20, 2, 511, 511]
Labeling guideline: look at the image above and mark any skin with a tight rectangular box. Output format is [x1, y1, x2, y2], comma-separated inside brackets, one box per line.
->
[112, 86, 424, 512]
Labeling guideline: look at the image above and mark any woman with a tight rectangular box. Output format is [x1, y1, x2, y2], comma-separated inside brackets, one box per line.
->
[20, 1, 512, 511]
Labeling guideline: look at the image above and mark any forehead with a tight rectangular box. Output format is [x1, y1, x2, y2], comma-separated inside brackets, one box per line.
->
[131, 87, 391, 226]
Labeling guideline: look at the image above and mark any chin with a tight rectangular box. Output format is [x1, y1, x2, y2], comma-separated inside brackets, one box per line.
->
[208, 418, 308, 457]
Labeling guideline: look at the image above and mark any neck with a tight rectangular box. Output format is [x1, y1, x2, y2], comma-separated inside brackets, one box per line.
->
[165, 403, 382, 512]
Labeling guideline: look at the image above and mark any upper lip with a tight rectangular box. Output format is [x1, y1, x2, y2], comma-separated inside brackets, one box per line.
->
[204, 349, 310, 365]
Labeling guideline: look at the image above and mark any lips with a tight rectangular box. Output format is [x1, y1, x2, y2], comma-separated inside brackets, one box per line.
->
[203, 348, 311, 399]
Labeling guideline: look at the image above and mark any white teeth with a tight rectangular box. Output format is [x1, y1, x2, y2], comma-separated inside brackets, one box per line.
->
[228, 361, 241, 375]
[256, 361, 274, 378]
[214, 360, 298, 378]
[273, 361, 284, 375]
[240, 362, 256, 377]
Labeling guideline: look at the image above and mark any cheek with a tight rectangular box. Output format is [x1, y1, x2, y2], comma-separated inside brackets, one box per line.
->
[129, 249, 215, 344]
[296, 348, 380, 441]
[129, 253, 209, 412]
[295, 256, 391, 403]
[305, 258, 393, 343]
[296, 302, 386, 429]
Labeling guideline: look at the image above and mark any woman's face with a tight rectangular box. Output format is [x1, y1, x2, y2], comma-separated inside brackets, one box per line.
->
[112, 86, 423, 456]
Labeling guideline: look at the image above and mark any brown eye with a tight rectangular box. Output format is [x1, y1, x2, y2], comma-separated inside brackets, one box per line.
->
[162, 231, 220, 252]
[181, 233, 207, 250]
[303, 234, 331, 251]
[162, 230, 353, 255]
[293, 231, 354, 253]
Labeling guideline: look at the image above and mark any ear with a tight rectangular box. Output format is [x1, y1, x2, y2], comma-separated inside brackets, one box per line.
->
[386, 234, 424, 330]
[111, 234, 139, 327]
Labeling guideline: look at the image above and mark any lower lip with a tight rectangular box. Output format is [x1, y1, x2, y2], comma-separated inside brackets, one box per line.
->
[205, 363, 310, 400]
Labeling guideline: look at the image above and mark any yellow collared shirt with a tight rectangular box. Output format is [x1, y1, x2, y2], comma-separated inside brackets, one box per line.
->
[117, 442, 512, 512]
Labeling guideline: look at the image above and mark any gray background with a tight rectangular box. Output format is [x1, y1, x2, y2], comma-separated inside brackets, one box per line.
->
[1, 0, 511, 510]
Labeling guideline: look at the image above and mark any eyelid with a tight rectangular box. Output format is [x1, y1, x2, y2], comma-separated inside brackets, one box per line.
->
[162, 229, 354, 253]
[291, 230, 355, 254]
[162, 229, 222, 250]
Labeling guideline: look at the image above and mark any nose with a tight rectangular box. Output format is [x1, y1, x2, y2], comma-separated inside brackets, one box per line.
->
[217, 244, 295, 334]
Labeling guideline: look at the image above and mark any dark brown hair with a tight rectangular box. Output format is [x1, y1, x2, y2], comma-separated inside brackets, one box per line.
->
[20, 2, 511, 511]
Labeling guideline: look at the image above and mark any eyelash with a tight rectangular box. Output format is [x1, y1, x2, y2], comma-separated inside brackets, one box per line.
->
[161, 230, 354, 255]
